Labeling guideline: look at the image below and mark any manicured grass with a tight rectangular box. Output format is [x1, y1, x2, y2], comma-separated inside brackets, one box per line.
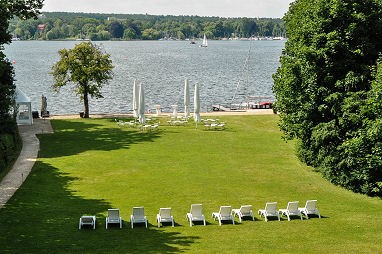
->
[0, 115, 381, 253]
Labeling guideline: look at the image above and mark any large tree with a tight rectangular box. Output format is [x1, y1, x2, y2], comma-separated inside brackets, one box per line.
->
[109, 21, 124, 38]
[273, 0, 382, 196]
[51, 42, 114, 118]
[1, 0, 43, 43]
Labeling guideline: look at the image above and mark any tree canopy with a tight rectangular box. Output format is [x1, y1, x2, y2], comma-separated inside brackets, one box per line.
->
[273, 0, 382, 196]
[0, 0, 43, 174]
[0, 0, 43, 130]
[9, 12, 285, 41]
[51, 42, 114, 118]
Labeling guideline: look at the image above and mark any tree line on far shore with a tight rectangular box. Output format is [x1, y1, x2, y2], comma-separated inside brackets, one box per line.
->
[9, 12, 285, 41]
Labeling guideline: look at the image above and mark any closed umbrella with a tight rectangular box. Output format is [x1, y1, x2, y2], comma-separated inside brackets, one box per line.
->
[194, 82, 201, 122]
[132, 79, 138, 118]
[184, 78, 190, 117]
[138, 82, 146, 124]
[41, 94, 47, 117]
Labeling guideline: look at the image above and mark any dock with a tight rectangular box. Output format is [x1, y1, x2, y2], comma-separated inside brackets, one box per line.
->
[212, 102, 273, 112]
[212, 104, 233, 111]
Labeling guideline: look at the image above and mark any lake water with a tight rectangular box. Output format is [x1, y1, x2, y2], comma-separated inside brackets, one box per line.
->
[4, 40, 285, 114]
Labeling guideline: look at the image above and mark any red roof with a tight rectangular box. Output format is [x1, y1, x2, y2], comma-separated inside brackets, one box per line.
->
[37, 24, 46, 30]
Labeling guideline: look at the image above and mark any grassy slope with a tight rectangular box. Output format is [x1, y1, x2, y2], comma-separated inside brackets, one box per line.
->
[0, 115, 381, 253]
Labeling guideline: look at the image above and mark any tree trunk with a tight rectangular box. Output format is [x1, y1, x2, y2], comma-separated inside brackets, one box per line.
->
[83, 92, 89, 118]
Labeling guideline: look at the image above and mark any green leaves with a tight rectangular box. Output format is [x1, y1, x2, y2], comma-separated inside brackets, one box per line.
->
[273, 0, 382, 196]
[0, 0, 42, 172]
[51, 42, 114, 117]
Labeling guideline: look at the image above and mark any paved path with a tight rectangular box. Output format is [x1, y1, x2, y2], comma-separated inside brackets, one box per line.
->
[0, 119, 53, 208]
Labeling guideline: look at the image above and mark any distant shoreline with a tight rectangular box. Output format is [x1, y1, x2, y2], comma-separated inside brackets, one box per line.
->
[11, 36, 286, 42]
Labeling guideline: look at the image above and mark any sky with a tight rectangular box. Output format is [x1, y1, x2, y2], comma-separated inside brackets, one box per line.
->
[41, 0, 295, 18]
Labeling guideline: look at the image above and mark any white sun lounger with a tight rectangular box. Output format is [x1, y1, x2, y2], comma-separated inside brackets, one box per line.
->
[279, 201, 303, 221]
[156, 208, 174, 227]
[131, 206, 148, 228]
[232, 205, 254, 222]
[106, 208, 122, 229]
[258, 202, 280, 222]
[79, 215, 96, 229]
[298, 200, 321, 219]
[212, 206, 235, 225]
[186, 204, 206, 226]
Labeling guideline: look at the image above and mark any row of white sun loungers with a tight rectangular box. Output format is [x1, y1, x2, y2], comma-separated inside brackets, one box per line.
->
[79, 201, 320, 229]
[204, 122, 226, 130]
[116, 120, 160, 132]
[258, 200, 321, 222]
[79, 207, 148, 230]
[116, 118, 226, 131]
[167, 120, 188, 126]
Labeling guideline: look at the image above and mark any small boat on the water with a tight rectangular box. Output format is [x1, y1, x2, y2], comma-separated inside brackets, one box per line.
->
[200, 34, 208, 47]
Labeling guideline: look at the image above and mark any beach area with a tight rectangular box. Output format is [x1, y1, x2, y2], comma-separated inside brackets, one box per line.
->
[48, 109, 275, 119]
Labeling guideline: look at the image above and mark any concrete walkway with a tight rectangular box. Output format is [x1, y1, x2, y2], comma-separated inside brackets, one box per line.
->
[0, 119, 53, 208]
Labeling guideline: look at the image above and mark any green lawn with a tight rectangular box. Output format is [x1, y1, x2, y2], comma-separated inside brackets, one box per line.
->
[0, 115, 381, 253]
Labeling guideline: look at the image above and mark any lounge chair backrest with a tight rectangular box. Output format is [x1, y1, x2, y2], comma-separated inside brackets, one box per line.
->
[191, 204, 203, 216]
[133, 207, 145, 218]
[240, 205, 252, 214]
[287, 201, 299, 212]
[108, 209, 120, 218]
[265, 202, 277, 212]
[159, 208, 172, 218]
[81, 217, 93, 223]
[219, 206, 232, 216]
[305, 200, 317, 211]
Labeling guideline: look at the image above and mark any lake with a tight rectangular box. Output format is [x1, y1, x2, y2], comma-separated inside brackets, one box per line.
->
[4, 40, 285, 115]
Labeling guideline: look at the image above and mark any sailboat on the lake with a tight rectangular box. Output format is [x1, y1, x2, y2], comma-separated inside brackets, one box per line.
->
[200, 34, 208, 47]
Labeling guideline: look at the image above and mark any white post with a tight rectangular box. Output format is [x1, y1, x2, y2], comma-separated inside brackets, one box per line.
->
[171, 105, 178, 118]
[154, 105, 161, 116]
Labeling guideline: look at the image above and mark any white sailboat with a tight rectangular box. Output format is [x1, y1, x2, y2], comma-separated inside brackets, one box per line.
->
[200, 34, 208, 47]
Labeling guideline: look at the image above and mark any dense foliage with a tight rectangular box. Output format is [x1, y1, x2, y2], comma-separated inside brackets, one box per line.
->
[51, 42, 114, 118]
[0, 53, 19, 173]
[0, 0, 43, 173]
[273, 0, 382, 196]
[9, 12, 285, 40]
[0, 52, 15, 132]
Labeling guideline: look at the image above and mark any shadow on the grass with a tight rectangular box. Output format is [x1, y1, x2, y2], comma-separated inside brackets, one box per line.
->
[39, 119, 162, 158]
[0, 161, 199, 253]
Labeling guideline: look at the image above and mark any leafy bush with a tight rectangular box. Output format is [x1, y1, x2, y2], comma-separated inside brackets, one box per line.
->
[0, 0, 42, 176]
[0, 131, 21, 176]
[273, 0, 382, 196]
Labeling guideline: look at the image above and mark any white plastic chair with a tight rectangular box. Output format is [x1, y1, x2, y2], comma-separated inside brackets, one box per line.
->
[156, 208, 174, 227]
[130, 206, 148, 228]
[212, 206, 235, 225]
[106, 209, 122, 229]
[232, 205, 254, 222]
[279, 201, 303, 221]
[186, 204, 206, 226]
[79, 215, 96, 229]
[258, 202, 280, 222]
[298, 200, 321, 219]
